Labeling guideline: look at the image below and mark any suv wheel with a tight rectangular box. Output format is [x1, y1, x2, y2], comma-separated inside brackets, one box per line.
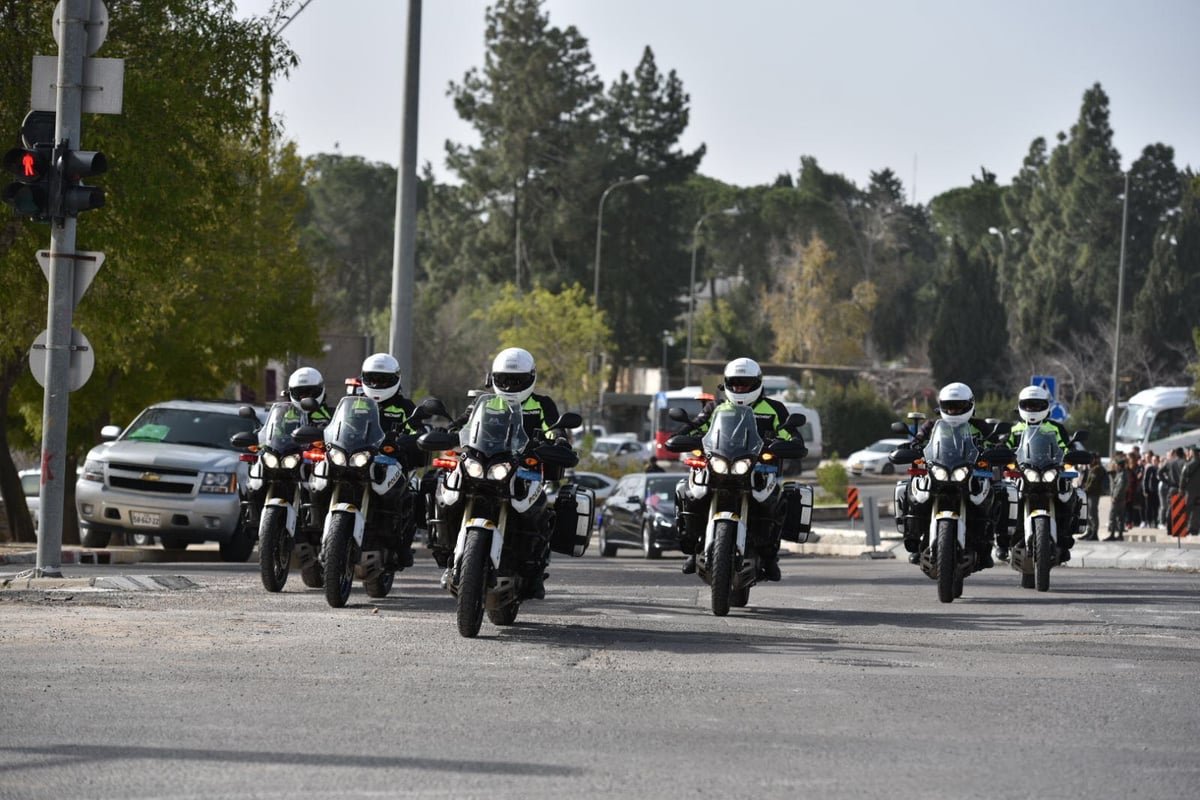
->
[79, 525, 111, 548]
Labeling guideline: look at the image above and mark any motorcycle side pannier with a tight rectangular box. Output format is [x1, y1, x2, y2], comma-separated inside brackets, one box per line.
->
[549, 484, 594, 557]
[779, 481, 813, 543]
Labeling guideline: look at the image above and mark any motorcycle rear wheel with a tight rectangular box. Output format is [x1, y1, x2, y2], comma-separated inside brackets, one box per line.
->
[365, 570, 395, 598]
[936, 520, 957, 604]
[710, 520, 736, 617]
[258, 506, 291, 593]
[488, 603, 520, 626]
[300, 561, 325, 588]
[1034, 516, 1053, 592]
[457, 529, 489, 638]
[323, 514, 356, 608]
[730, 585, 750, 607]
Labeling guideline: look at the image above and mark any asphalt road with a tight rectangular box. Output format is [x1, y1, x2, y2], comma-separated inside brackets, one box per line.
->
[2, 550, 1198, 800]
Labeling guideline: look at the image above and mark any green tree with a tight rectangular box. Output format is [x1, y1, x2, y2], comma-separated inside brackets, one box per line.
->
[927, 240, 1008, 393]
[0, 0, 317, 541]
[806, 376, 897, 459]
[481, 283, 610, 413]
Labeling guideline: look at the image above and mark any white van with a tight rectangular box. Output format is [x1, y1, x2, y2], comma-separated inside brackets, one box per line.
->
[1112, 386, 1200, 455]
[781, 401, 822, 473]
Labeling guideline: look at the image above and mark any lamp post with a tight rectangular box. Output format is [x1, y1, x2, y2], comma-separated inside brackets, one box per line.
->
[685, 206, 740, 386]
[590, 174, 649, 412]
[661, 329, 674, 388]
[1108, 171, 1130, 458]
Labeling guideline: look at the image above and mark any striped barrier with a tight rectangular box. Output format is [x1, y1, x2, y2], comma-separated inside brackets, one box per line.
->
[1169, 492, 1188, 538]
[847, 486, 861, 520]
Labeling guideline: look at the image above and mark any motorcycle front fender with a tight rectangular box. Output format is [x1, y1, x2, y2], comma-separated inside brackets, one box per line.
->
[932, 504, 966, 549]
[324, 502, 366, 546]
[1023, 506, 1057, 545]
[261, 491, 298, 536]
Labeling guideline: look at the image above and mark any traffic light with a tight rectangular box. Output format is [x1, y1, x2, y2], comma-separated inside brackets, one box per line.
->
[58, 148, 107, 216]
[2, 144, 54, 221]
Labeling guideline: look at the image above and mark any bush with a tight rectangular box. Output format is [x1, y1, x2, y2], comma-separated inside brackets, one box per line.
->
[815, 458, 849, 504]
[808, 377, 901, 456]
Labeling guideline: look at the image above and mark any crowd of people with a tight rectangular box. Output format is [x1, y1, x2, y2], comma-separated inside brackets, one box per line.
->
[1095, 443, 1200, 540]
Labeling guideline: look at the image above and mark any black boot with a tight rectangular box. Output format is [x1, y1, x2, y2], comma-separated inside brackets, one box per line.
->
[995, 545, 1009, 562]
[681, 554, 697, 574]
[908, 552, 920, 565]
[761, 557, 781, 582]
[527, 571, 547, 600]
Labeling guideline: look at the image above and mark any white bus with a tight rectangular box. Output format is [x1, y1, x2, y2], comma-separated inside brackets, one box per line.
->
[1113, 386, 1200, 455]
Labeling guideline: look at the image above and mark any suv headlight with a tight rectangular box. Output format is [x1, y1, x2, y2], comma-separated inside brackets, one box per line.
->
[81, 459, 105, 482]
[200, 471, 236, 493]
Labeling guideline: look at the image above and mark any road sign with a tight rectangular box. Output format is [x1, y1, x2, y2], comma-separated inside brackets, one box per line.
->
[29, 327, 94, 391]
[31, 55, 125, 115]
[36, 250, 104, 308]
[1031, 375, 1057, 399]
[1049, 401, 1068, 423]
[53, 0, 109, 56]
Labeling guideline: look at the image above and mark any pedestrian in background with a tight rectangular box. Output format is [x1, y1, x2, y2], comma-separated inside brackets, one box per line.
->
[1127, 451, 1145, 529]
[1105, 454, 1128, 542]
[1081, 454, 1105, 540]
[1142, 452, 1160, 528]
[1159, 447, 1185, 527]
[1181, 443, 1200, 537]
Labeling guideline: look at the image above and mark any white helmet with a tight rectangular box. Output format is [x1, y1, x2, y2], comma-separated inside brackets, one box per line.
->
[723, 357, 763, 406]
[287, 367, 325, 410]
[937, 382, 975, 424]
[490, 347, 537, 404]
[1018, 384, 1051, 425]
[360, 353, 402, 404]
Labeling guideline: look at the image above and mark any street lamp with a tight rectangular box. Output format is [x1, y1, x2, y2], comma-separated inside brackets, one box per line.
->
[685, 206, 741, 385]
[590, 174, 649, 414]
[661, 329, 674, 388]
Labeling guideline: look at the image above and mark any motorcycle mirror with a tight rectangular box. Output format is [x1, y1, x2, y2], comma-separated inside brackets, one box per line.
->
[783, 412, 807, 429]
[668, 407, 692, 424]
[553, 411, 583, 431]
[292, 425, 322, 445]
[1070, 430, 1090, 445]
[238, 405, 257, 420]
[229, 431, 257, 450]
[418, 396, 451, 420]
[891, 421, 911, 435]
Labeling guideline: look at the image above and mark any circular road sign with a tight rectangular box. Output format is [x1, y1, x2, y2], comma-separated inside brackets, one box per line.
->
[53, 0, 109, 56]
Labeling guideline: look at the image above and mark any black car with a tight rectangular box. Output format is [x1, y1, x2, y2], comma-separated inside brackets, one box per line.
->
[596, 472, 681, 559]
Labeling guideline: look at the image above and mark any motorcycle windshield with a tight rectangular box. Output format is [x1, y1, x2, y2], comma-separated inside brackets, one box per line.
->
[702, 402, 763, 458]
[925, 420, 979, 466]
[459, 393, 529, 457]
[1015, 426, 1063, 467]
[259, 402, 304, 451]
[323, 395, 385, 452]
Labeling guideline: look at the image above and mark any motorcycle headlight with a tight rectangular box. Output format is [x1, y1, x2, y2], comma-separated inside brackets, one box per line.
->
[281, 453, 302, 470]
[328, 447, 348, 466]
[462, 457, 485, 479]
[1042, 468, 1059, 483]
[260, 451, 280, 469]
[350, 450, 372, 468]
[951, 466, 971, 482]
[710, 456, 729, 474]
[930, 465, 950, 481]
[487, 462, 514, 481]
[732, 458, 753, 475]
[1023, 467, 1041, 483]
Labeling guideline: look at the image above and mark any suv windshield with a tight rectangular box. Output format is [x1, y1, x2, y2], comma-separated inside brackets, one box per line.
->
[122, 407, 255, 450]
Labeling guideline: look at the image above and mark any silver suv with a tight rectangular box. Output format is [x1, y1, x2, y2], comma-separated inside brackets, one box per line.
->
[75, 400, 266, 560]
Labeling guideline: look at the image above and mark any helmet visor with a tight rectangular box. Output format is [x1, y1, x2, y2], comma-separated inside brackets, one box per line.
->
[725, 376, 761, 395]
[492, 372, 534, 394]
[940, 399, 973, 417]
[289, 384, 323, 401]
[1018, 398, 1049, 413]
[362, 372, 400, 391]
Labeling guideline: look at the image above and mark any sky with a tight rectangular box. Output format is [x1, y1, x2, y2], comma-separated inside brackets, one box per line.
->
[234, 0, 1199, 203]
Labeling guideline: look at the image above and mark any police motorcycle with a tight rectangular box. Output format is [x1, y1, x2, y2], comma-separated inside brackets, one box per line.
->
[295, 394, 442, 608]
[889, 419, 1010, 603]
[997, 428, 1091, 592]
[416, 394, 589, 638]
[664, 402, 812, 617]
[230, 401, 325, 592]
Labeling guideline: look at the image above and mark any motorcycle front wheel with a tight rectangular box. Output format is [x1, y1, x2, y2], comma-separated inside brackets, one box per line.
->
[936, 519, 957, 604]
[710, 520, 736, 617]
[323, 514, 357, 609]
[258, 506, 291, 593]
[1034, 516, 1053, 592]
[457, 528, 490, 638]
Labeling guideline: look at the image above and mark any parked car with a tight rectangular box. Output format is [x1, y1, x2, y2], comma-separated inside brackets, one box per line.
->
[75, 400, 266, 560]
[589, 434, 649, 467]
[846, 437, 909, 476]
[596, 471, 681, 559]
[553, 470, 618, 506]
[20, 468, 40, 530]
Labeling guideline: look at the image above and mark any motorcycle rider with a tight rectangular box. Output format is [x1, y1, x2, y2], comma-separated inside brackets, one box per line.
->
[900, 382, 997, 569]
[359, 352, 434, 569]
[999, 384, 1079, 563]
[284, 366, 333, 424]
[677, 357, 805, 582]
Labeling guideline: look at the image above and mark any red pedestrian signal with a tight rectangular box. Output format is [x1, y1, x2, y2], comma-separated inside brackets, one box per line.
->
[3, 146, 54, 221]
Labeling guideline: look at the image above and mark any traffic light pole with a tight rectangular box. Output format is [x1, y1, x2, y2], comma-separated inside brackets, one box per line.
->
[35, 0, 91, 577]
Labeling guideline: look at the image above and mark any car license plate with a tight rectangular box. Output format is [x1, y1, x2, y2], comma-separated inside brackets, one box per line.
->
[129, 511, 160, 528]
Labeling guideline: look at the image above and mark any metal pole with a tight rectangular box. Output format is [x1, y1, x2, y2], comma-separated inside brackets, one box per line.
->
[35, 0, 90, 577]
[389, 0, 421, 382]
[1107, 171, 1130, 459]
[684, 216, 704, 387]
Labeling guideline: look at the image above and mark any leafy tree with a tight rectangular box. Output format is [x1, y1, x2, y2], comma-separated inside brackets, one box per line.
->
[480, 283, 610, 413]
[0, 0, 317, 541]
[806, 376, 897, 459]
[927, 240, 1008, 393]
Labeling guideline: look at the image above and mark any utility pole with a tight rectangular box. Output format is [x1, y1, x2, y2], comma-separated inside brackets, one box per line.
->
[388, 0, 421, 382]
